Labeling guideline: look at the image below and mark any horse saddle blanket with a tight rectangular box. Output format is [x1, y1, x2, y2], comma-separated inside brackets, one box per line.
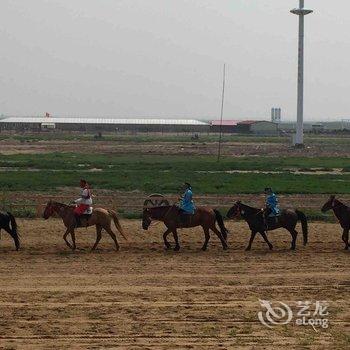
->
[76, 213, 92, 227]
[266, 216, 279, 227]
[178, 212, 195, 227]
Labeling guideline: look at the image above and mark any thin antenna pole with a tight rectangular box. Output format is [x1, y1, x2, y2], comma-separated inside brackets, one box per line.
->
[217, 63, 226, 162]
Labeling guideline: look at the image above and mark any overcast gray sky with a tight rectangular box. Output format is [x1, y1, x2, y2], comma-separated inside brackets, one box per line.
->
[1, 0, 349, 121]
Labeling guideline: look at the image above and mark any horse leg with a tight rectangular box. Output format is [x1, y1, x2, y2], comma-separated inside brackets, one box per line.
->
[259, 231, 273, 250]
[201, 227, 210, 251]
[246, 231, 257, 251]
[63, 229, 74, 250]
[70, 230, 77, 251]
[172, 229, 180, 251]
[342, 229, 349, 250]
[210, 226, 228, 250]
[2, 225, 20, 251]
[91, 225, 103, 252]
[105, 227, 120, 251]
[289, 229, 298, 250]
[163, 229, 172, 250]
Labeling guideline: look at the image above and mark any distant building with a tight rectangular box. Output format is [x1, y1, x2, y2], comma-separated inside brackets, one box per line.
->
[210, 120, 279, 135]
[0, 117, 210, 134]
[279, 120, 350, 133]
[323, 120, 350, 131]
[210, 120, 238, 133]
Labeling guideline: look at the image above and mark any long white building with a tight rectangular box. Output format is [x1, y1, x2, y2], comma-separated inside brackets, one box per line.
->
[0, 116, 210, 133]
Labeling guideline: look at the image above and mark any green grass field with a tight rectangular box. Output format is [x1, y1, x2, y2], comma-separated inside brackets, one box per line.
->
[1, 153, 350, 194]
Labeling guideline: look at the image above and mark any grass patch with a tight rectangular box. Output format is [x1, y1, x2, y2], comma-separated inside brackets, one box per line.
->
[0, 153, 350, 172]
[1, 169, 350, 194]
[0, 153, 350, 194]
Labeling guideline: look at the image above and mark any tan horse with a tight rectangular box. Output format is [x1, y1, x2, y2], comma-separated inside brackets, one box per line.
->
[43, 200, 127, 251]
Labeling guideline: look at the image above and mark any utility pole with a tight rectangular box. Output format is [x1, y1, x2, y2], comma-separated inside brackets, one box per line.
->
[291, 0, 313, 147]
[217, 63, 226, 162]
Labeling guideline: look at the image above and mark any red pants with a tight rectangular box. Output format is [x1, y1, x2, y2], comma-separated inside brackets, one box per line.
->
[74, 204, 90, 215]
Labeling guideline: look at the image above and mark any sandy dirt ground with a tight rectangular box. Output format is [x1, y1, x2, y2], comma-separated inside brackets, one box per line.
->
[0, 219, 348, 349]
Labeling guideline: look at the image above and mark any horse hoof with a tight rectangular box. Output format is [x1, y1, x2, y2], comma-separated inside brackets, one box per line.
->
[174, 246, 180, 252]
[223, 245, 228, 251]
[269, 245, 273, 250]
[201, 247, 207, 251]
[245, 247, 251, 251]
[164, 245, 171, 250]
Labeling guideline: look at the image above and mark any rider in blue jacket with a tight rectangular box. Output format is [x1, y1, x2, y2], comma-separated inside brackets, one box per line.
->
[178, 183, 196, 225]
[265, 187, 280, 217]
[180, 183, 196, 214]
[264, 187, 280, 228]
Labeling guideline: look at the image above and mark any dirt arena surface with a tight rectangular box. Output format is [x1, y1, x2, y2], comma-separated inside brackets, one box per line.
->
[0, 219, 348, 349]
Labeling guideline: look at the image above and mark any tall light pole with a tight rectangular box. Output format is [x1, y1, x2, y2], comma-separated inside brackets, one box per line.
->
[291, 0, 313, 147]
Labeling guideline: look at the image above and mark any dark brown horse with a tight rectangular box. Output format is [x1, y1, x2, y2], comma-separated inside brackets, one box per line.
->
[142, 205, 228, 251]
[321, 195, 350, 250]
[0, 211, 20, 251]
[43, 201, 127, 251]
[226, 202, 308, 251]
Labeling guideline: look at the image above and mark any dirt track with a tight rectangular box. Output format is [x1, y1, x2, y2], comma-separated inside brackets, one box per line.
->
[0, 219, 349, 349]
[2, 138, 350, 156]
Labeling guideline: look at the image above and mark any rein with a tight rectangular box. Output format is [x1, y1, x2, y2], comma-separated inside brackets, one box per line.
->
[234, 204, 263, 219]
[50, 202, 72, 219]
[150, 205, 175, 222]
[331, 201, 347, 211]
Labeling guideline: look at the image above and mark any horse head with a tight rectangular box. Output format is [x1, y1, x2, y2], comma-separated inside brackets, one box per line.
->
[43, 200, 55, 219]
[226, 201, 242, 219]
[321, 195, 336, 213]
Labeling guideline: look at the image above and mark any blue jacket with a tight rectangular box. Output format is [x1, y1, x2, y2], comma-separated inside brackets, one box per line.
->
[180, 188, 196, 214]
[266, 193, 280, 216]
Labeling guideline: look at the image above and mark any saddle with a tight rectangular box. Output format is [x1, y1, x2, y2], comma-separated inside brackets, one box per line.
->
[75, 213, 92, 228]
[264, 215, 280, 230]
[178, 212, 195, 227]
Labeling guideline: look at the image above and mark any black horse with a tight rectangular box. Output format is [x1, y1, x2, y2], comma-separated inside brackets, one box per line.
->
[321, 195, 349, 250]
[0, 211, 20, 251]
[226, 201, 308, 251]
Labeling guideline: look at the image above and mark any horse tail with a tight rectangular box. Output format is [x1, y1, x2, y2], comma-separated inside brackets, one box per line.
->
[7, 212, 20, 250]
[108, 210, 128, 241]
[213, 209, 229, 241]
[296, 210, 308, 245]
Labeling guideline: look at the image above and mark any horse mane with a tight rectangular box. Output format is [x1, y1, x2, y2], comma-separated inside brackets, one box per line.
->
[148, 205, 173, 212]
[333, 198, 350, 210]
[147, 205, 174, 218]
[50, 201, 74, 211]
[51, 201, 69, 207]
[239, 202, 261, 214]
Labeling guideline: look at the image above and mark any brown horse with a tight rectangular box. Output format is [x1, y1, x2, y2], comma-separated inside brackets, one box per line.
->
[142, 205, 228, 251]
[43, 201, 127, 251]
[227, 201, 308, 251]
[321, 195, 350, 250]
